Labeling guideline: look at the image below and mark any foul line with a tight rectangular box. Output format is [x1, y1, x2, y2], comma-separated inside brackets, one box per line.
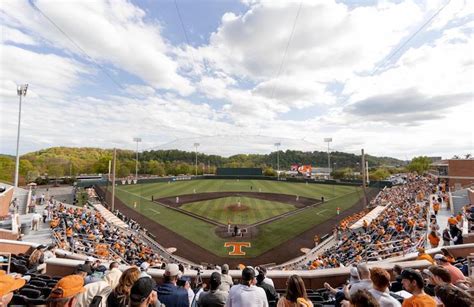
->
[316, 209, 329, 216]
[146, 208, 161, 215]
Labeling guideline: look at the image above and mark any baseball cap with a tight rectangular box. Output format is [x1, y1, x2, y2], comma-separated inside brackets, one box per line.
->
[130, 277, 156, 303]
[242, 267, 256, 281]
[434, 254, 447, 261]
[164, 263, 180, 277]
[75, 264, 92, 275]
[48, 275, 85, 299]
[140, 262, 150, 271]
[222, 264, 229, 273]
[210, 272, 221, 286]
[0, 273, 26, 296]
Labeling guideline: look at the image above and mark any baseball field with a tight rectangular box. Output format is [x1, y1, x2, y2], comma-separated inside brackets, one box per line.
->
[111, 179, 366, 262]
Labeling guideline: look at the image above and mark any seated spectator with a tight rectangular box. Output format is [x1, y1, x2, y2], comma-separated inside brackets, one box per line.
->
[434, 284, 473, 307]
[349, 264, 373, 296]
[400, 269, 436, 307]
[256, 272, 279, 307]
[156, 263, 189, 307]
[389, 265, 403, 292]
[368, 267, 401, 307]
[107, 266, 140, 307]
[416, 248, 434, 264]
[44, 244, 57, 261]
[47, 275, 86, 307]
[140, 262, 151, 279]
[104, 262, 122, 289]
[0, 270, 26, 306]
[130, 277, 161, 307]
[218, 264, 233, 292]
[28, 245, 45, 273]
[433, 254, 469, 289]
[227, 267, 268, 307]
[277, 274, 312, 307]
[342, 289, 380, 307]
[198, 272, 228, 307]
[76, 276, 111, 307]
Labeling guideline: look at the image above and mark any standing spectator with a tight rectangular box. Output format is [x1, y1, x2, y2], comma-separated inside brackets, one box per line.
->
[219, 264, 233, 293]
[256, 272, 279, 307]
[156, 263, 190, 307]
[47, 275, 86, 307]
[433, 202, 440, 215]
[199, 272, 228, 307]
[442, 229, 451, 246]
[227, 267, 268, 307]
[107, 267, 140, 307]
[400, 269, 436, 307]
[42, 207, 49, 223]
[450, 225, 463, 245]
[31, 211, 42, 231]
[256, 267, 274, 288]
[428, 230, 440, 248]
[368, 267, 401, 307]
[277, 274, 312, 307]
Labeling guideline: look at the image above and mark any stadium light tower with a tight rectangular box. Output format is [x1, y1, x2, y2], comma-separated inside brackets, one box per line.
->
[194, 143, 200, 176]
[274, 142, 281, 179]
[133, 138, 141, 182]
[324, 138, 332, 175]
[14, 84, 28, 187]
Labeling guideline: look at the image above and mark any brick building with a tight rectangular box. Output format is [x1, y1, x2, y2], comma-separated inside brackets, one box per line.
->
[431, 159, 474, 190]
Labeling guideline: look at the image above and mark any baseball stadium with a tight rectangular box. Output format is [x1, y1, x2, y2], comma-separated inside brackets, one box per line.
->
[1, 0, 473, 305]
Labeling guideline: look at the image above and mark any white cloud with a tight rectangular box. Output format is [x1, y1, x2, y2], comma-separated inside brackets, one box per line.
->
[1, 26, 36, 45]
[0, 0, 193, 95]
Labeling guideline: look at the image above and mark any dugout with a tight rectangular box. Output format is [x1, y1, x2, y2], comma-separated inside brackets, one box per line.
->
[216, 168, 263, 176]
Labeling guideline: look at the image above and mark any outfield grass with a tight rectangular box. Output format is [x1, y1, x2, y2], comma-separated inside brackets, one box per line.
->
[115, 179, 363, 257]
[181, 196, 295, 225]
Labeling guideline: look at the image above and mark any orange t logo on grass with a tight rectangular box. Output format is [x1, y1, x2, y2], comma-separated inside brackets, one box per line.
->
[224, 242, 251, 256]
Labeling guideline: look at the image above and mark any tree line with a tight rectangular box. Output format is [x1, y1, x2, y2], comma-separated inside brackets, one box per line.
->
[0, 146, 413, 185]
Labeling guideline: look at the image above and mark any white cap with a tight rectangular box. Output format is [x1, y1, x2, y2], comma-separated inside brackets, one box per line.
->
[140, 262, 150, 271]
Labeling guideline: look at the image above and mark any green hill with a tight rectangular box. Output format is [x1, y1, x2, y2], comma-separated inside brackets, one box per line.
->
[0, 146, 405, 184]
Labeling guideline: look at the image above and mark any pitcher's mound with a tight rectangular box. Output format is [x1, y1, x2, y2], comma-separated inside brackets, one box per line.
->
[227, 203, 249, 212]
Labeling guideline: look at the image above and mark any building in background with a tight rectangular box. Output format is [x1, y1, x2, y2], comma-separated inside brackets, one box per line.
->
[431, 159, 474, 191]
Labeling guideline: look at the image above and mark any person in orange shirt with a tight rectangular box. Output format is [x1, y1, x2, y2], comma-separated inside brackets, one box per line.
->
[401, 269, 436, 307]
[416, 248, 434, 264]
[433, 202, 440, 215]
[428, 231, 440, 248]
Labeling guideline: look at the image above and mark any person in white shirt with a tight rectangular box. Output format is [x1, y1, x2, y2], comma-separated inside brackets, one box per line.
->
[43, 245, 57, 261]
[226, 267, 268, 307]
[31, 212, 42, 231]
[368, 267, 401, 307]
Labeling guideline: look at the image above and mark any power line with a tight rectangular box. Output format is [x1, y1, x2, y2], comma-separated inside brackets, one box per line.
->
[31, 2, 166, 103]
[371, 0, 452, 75]
[269, 1, 303, 100]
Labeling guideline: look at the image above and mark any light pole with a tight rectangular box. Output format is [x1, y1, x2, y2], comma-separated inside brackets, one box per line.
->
[194, 143, 200, 176]
[14, 84, 28, 187]
[274, 142, 281, 179]
[133, 138, 141, 183]
[324, 138, 332, 177]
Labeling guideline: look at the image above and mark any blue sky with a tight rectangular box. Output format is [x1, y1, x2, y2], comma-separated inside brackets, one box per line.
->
[0, 0, 472, 158]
